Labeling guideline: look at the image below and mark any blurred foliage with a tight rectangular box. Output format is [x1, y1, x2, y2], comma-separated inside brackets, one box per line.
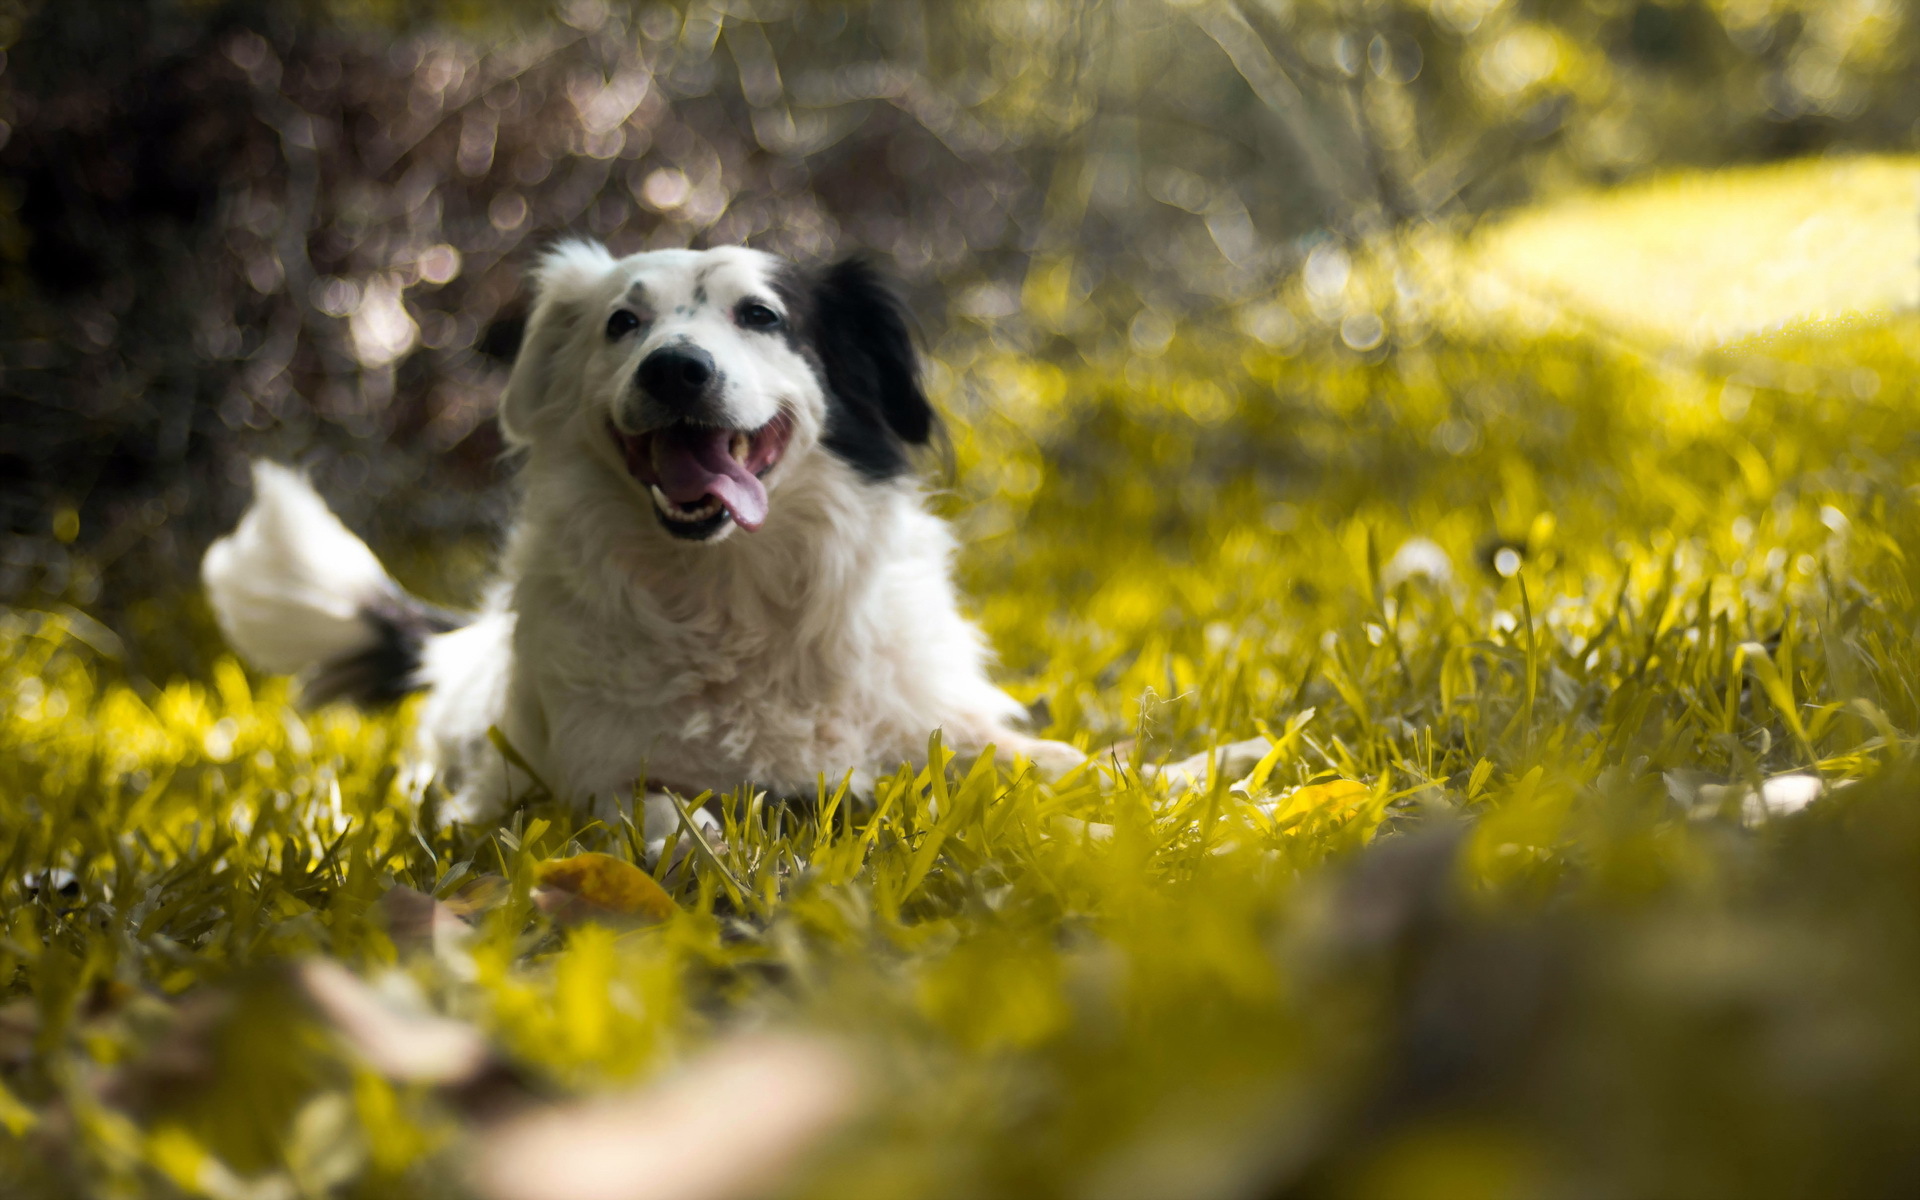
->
[0, 0, 1914, 631]
[5, 294, 1920, 1195]
[3, 0, 1920, 1197]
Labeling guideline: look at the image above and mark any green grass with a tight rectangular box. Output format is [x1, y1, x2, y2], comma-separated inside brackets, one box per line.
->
[7, 294, 1920, 1194]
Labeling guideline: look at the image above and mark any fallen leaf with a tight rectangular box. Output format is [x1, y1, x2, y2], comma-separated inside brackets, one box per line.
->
[1698, 772, 1844, 826]
[533, 852, 677, 925]
[95, 989, 232, 1116]
[0, 1075, 36, 1136]
[378, 884, 478, 980]
[296, 959, 489, 1085]
[379, 885, 469, 944]
[0, 999, 37, 1067]
[1668, 770, 1847, 825]
[1264, 779, 1371, 825]
[472, 1034, 866, 1200]
[443, 873, 509, 919]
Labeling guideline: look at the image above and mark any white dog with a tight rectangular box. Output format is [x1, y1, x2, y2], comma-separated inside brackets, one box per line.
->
[203, 242, 1082, 849]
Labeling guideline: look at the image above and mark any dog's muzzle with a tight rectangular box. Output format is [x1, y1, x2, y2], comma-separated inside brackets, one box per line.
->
[610, 412, 794, 540]
[637, 345, 717, 414]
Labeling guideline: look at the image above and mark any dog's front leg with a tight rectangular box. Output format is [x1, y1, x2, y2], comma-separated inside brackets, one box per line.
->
[569, 783, 723, 866]
[632, 790, 725, 866]
[434, 668, 551, 828]
[987, 730, 1087, 780]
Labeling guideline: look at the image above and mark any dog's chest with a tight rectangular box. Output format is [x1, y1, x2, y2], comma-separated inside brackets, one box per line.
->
[519, 583, 886, 795]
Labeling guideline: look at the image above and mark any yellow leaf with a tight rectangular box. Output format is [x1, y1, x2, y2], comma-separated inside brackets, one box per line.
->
[0, 1076, 36, 1136]
[146, 1124, 212, 1193]
[533, 853, 677, 924]
[1272, 778, 1370, 826]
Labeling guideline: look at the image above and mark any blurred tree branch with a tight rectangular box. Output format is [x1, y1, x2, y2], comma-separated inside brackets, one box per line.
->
[0, 0, 1911, 630]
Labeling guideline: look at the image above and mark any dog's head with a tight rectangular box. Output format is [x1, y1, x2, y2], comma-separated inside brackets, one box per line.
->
[498, 241, 935, 543]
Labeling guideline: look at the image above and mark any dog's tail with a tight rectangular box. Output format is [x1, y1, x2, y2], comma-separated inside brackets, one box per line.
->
[201, 461, 468, 707]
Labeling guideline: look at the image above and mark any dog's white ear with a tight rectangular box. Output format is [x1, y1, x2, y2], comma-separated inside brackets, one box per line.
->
[497, 240, 616, 447]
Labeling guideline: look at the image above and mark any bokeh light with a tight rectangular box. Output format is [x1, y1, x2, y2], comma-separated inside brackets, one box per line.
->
[1, 1, 1918, 1196]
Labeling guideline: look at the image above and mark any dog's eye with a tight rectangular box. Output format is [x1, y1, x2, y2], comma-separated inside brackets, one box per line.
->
[605, 310, 641, 340]
[737, 303, 782, 331]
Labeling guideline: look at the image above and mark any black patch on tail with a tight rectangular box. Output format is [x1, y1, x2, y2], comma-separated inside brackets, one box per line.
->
[303, 590, 469, 709]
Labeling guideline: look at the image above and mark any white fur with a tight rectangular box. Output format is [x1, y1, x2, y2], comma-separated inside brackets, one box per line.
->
[201, 460, 394, 674]
[206, 243, 1082, 846]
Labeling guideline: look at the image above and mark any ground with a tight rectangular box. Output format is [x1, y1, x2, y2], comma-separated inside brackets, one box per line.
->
[5, 159, 1920, 1199]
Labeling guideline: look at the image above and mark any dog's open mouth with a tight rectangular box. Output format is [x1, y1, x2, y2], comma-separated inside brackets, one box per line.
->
[610, 412, 793, 539]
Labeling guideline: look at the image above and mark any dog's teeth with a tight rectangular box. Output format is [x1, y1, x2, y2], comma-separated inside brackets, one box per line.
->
[730, 431, 749, 462]
[649, 483, 724, 524]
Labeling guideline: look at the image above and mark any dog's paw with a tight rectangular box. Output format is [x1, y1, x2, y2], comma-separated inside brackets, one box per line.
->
[1145, 736, 1275, 794]
[637, 790, 725, 866]
[993, 733, 1087, 781]
[434, 779, 510, 829]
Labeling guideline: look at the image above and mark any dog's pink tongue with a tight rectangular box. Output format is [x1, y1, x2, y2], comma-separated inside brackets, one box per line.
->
[651, 428, 768, 531]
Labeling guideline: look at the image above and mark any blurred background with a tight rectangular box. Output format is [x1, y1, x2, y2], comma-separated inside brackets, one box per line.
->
[5, 6, 1920, 1198]
[2, 0, 1914, 657]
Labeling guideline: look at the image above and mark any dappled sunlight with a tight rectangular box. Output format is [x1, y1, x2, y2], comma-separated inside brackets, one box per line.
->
[1454, 155, 1920, 348]
[4, 0, 1920, 1195]
[9, 270, 1920, 1191]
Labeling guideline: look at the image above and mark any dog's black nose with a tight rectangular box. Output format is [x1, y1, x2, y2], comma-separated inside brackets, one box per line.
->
[638, 345, 717, 410]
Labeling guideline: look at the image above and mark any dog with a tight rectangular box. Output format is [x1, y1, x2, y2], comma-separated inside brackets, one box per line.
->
[202, 242, 1084, 851]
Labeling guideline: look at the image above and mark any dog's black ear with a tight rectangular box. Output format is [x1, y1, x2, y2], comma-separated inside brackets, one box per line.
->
[498, 240, 615, 446]
[804, 257, 936, 478]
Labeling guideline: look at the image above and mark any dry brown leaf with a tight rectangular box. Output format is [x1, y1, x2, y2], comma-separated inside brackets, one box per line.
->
[472, 1034, 866, 1200]
[532, 852, 677, 925]
[378, 885, 471, 949]
[296, 959, 489, 1085]
[0, 999, 37, 1067]
[443, 873, 509, 919]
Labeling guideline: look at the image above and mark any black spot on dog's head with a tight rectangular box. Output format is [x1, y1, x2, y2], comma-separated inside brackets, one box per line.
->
[780, 257, 937, 482]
